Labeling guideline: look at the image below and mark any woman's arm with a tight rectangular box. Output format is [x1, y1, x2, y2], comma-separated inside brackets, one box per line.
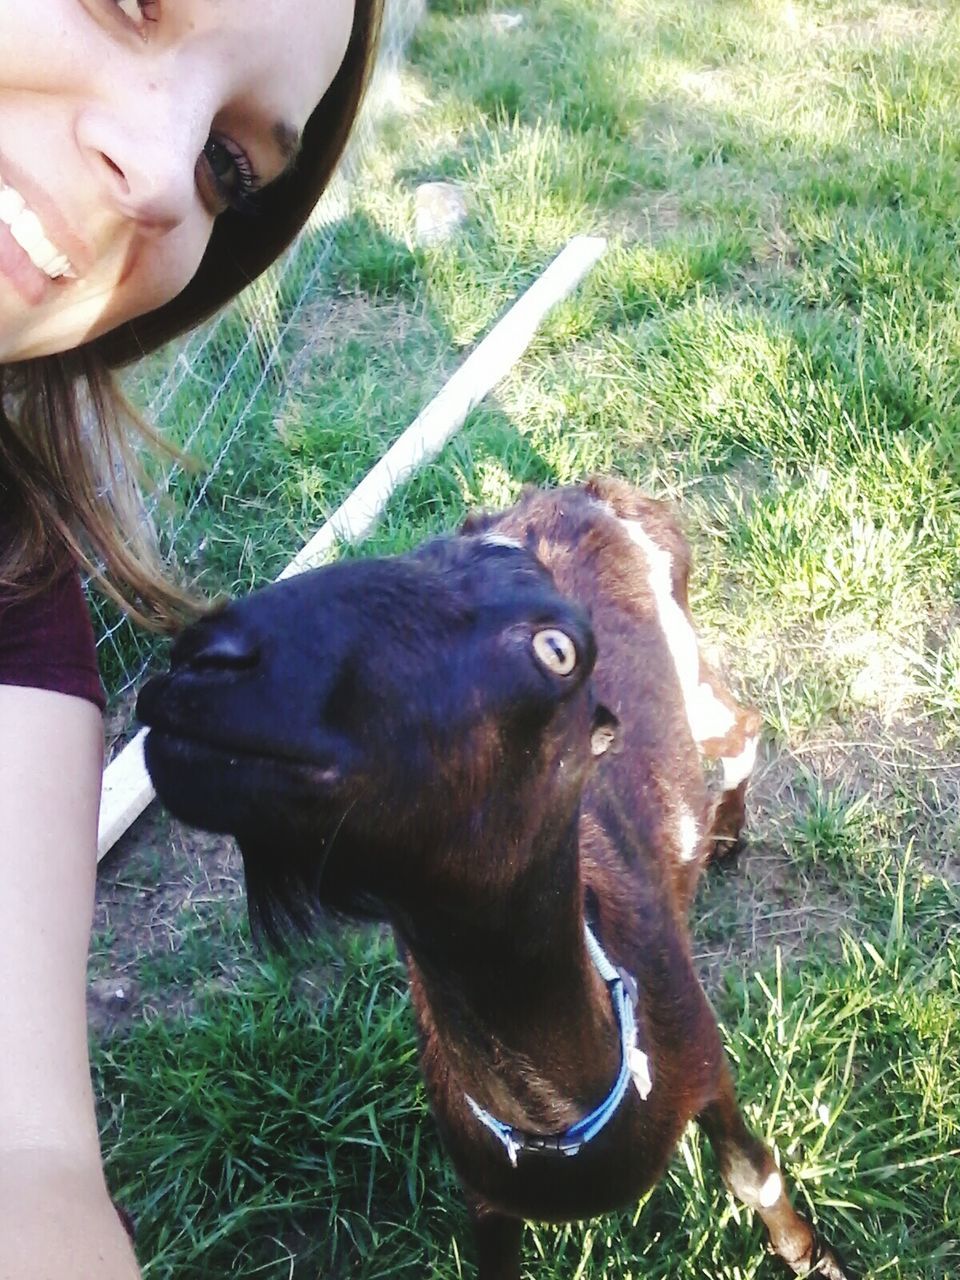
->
[0, 685, 140, 1279]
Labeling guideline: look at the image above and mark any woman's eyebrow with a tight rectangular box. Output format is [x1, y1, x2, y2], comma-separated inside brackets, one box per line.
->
[273, 121, 303, 170]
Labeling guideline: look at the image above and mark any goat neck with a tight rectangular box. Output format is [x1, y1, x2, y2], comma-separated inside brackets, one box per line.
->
[391, 808, 623, 1138]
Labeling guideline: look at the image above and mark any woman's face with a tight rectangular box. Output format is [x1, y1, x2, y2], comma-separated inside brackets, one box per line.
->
[0, 0, 354, 362]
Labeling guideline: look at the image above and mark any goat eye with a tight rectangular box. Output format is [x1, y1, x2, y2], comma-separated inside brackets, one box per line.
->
[532, 629, 577, 676]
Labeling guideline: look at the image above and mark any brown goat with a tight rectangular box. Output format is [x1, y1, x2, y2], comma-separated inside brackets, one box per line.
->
[139, 476, 849, 1280]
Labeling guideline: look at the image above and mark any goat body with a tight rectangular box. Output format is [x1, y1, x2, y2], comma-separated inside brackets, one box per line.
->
[139, 477, 849, 1280]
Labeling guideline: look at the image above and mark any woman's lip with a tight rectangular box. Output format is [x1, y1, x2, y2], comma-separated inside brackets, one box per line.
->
[0, 148, 93, 278]
[0, 220, 50, 304]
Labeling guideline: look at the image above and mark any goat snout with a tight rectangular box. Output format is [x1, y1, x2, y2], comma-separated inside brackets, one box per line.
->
[171, 612, 262, 674]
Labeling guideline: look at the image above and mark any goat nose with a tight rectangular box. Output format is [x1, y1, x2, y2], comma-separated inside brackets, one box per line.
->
[172, 615, 261, 673]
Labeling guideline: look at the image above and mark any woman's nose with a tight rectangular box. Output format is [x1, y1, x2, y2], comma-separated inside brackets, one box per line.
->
[76, 83, 208, 233]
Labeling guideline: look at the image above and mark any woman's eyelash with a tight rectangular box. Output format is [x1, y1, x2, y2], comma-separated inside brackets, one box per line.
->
[201, 135, 263, 215]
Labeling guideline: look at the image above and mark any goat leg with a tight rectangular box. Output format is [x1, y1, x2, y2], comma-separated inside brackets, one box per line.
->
[697, 1074, 852, 1279]
[465, 1193, 523, 1280]
[708, 778, 750, 861]
[696, 692, 761, 864]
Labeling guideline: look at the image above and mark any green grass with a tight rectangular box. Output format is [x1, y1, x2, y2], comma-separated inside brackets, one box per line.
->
[95, 892, 960, 1278]
[96, 933, 451, 1280]
[93, 0, 960, 1276]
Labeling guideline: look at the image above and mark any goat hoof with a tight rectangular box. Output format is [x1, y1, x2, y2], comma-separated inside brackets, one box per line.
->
[710, 835, 743, 865]
[782, 1232, 853, 1280]
[809, 1238, 854, 1280]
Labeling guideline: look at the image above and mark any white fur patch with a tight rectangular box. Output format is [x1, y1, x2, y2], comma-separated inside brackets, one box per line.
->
[620, 519, 736, 743]
[722, 734, 758, 790]
[677, 805, 699, 862]
[758, 1171, 782, 1207]
[628, 1046, 653, 1099]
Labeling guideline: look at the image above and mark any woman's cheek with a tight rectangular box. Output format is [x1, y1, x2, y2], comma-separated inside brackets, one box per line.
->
[103, 216, 215, 332]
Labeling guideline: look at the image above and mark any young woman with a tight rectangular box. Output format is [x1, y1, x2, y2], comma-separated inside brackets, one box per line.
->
[0, 2, 383, 1274]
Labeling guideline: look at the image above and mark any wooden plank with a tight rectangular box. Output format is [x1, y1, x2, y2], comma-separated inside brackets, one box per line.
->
[97, 729, 152, 858]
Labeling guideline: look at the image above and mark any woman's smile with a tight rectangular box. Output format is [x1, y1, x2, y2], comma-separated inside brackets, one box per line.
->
[0, 182, 76, 283]
[0, 151, 95, 307]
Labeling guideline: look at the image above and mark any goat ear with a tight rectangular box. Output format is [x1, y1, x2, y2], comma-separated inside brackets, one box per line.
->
[590, 704, 621, 757]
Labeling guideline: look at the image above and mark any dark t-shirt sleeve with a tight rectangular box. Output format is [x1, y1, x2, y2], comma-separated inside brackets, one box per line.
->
[0, 565, 106, 713]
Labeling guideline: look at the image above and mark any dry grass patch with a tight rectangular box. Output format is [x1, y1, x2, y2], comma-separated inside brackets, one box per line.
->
[810, 2, 944, 48]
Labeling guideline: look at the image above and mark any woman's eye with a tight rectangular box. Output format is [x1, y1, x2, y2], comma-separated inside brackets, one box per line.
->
[199, 136, 262, 216]
[114, 0, 159, 27]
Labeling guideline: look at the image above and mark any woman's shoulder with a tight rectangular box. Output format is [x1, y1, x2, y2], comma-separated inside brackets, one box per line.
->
[0, 530, 106, 713]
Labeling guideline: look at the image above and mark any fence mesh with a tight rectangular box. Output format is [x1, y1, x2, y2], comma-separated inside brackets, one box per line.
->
[90, 0, 424, 726]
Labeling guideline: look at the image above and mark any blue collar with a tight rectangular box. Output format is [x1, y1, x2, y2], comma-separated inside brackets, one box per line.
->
[464, 924, 653, 1167]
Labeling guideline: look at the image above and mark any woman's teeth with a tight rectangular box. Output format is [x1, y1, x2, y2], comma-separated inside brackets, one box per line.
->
[0, 181, 76, 280]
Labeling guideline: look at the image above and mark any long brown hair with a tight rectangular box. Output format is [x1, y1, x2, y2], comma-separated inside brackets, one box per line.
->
[0, 0, 384, 630]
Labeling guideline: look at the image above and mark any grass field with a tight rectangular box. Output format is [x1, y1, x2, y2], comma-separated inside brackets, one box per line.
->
[91, 1, 960, 1276]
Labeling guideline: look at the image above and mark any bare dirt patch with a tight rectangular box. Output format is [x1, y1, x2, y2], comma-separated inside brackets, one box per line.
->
[687, 604, 960, 988]
[692, 745, 857, 988]
[274, 291, 434, 422]
[692, 714, 960, 992]
[89, 807, 246, 1036]
[602, 191, 701, 246]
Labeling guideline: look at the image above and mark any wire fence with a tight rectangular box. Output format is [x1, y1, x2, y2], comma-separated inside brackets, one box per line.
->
[90, 0, 423, 725]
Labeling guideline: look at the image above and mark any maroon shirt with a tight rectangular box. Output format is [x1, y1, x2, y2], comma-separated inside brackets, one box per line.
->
[0, 561, 105, 713]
